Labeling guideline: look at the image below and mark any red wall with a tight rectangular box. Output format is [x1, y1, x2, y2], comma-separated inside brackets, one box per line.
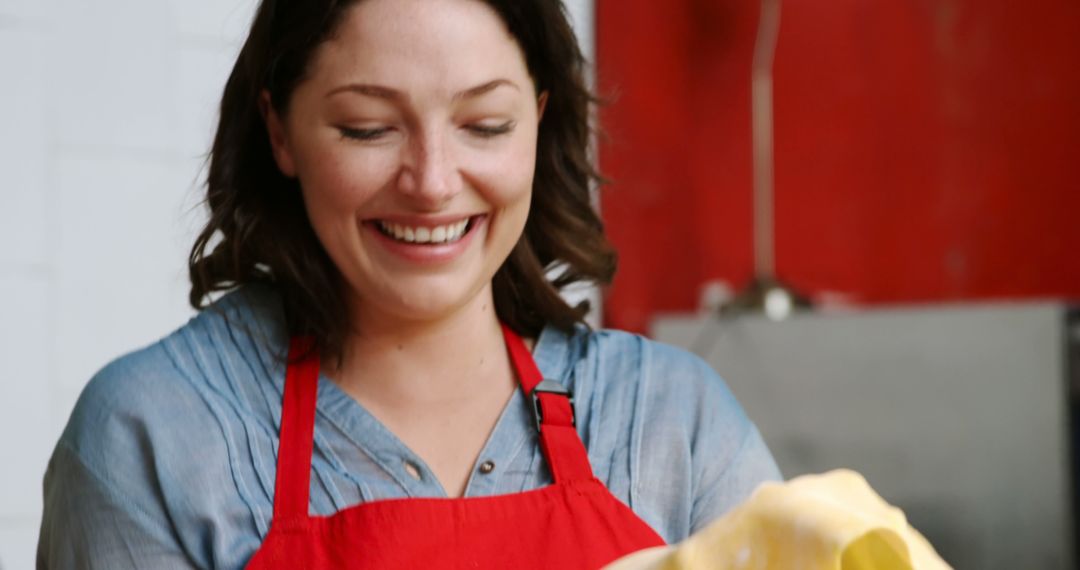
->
[597, 0, 1080, 333]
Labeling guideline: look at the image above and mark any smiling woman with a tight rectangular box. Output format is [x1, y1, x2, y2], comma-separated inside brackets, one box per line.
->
[190, 0, 611, 366]
[37, 0, 781, 568]
[260, 0, 542, 335]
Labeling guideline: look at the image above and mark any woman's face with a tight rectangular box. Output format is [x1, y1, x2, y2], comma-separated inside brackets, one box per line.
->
[266, 0, 544, 326]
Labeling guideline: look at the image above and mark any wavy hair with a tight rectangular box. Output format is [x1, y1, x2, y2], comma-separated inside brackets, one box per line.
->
[189, 0, 615, 364]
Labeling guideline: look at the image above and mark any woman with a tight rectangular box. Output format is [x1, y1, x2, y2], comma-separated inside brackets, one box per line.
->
[38, 0, 781, 568]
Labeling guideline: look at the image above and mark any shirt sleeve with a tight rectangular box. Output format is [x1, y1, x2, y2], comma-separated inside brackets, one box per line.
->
[680, 345, 783, 533]
[37, 440, 197, 570]
[689, 420, 783, 534]
[617, 335, 782, 542]
[36, 343, 210, 570]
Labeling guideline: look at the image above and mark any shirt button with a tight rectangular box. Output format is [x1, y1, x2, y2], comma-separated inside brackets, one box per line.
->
[404, 461, 422, 480]
[478, 460, 495, 475]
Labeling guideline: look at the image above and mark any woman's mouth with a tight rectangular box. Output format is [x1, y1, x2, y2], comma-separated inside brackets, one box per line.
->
[374, 216, 477, 245]
[364, 214, 486, 265]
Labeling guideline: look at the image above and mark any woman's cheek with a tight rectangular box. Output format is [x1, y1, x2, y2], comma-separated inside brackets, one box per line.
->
[468, 147, 536, 205]
[306, 151, 389, 211]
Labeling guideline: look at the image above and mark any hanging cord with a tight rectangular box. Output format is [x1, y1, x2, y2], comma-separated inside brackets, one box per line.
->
[752, 0, 783, 281]
[690, 0, 784, 358]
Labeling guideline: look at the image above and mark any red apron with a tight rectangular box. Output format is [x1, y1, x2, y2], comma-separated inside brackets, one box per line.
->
[245, 324, 666, 569]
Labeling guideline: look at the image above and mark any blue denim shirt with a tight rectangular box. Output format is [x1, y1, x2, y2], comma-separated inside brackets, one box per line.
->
[38, 285, 780, 569]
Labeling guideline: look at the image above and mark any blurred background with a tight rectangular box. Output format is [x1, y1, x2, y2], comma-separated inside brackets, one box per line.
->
[598, 1, 1079, 568]
[0, 0, 1076, 568]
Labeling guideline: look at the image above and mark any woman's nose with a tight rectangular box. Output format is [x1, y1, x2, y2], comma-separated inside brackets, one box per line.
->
[396, 129, 462, 205]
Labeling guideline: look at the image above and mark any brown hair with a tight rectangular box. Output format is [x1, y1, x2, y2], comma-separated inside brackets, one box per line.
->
[189, 0, 615, 364]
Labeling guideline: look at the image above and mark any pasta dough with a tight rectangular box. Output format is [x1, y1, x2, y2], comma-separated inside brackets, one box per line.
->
[604, 470, 951, 570]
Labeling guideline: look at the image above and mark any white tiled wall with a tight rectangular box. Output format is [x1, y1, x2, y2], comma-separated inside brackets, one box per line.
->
[0, 1, 595, 567]
[0, 0, 258, 566]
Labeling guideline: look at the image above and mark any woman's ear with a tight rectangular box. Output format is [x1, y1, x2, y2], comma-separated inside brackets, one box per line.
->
[537, 91, 549, 122]
[259, 90, 298, 177]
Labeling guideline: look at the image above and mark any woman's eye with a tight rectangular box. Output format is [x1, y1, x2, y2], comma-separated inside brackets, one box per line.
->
[467, 121, 516, 138]
[338, 126, 391, 141]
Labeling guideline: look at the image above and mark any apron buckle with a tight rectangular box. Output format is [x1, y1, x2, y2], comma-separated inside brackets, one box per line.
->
[530, 379, 576, 433]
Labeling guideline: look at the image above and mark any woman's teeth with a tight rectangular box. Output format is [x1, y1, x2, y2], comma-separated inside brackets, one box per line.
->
[377, 219, 470, 244]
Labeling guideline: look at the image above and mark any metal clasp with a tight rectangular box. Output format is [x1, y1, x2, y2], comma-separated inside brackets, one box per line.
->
[530, 379, 575, 433]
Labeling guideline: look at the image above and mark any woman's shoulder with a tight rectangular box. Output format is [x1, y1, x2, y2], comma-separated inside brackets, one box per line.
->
[59, 285, 287, 468]
[46, 286, 285, 568]
[540, 324, 744, 417]
[540, 324, 779, 540]
[538, 323, 758, 465]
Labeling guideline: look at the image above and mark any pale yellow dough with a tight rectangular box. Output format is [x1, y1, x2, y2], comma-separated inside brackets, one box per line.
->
[604, 470, 951, 570]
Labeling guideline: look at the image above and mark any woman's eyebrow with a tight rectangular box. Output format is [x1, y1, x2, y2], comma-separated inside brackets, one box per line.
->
[323, 79, 520, 101]
[324, 83, 402, 100]
[453, 79, 520, 101]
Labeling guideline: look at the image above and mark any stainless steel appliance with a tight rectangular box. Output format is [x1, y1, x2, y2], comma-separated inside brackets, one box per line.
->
[653, 303, 1077, 569]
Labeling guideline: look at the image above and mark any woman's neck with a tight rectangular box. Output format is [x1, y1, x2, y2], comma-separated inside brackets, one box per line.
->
[330, 286, 512, 405]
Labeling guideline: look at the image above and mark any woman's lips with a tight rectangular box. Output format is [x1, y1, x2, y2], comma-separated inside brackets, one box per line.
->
[364, 214, 486, 264]
[375, 217, 472, 244]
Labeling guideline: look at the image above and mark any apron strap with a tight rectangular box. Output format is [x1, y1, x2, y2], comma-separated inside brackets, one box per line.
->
[272, 326, 593, 521]
[501, 323, 542, 394]
[501, 324, 595, 483]
[273, 337, 320, 521]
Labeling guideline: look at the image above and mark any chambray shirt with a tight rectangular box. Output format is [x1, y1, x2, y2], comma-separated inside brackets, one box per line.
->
[38, 285, 781, 569]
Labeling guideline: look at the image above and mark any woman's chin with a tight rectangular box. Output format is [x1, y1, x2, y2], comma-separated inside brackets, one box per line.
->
[351, 279, 495, 328]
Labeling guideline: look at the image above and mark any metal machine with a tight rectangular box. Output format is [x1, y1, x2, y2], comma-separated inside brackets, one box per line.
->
[654, 303, 1078, 568]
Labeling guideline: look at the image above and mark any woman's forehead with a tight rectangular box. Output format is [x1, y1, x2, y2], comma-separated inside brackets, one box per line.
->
[305, 0, 532, 98]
